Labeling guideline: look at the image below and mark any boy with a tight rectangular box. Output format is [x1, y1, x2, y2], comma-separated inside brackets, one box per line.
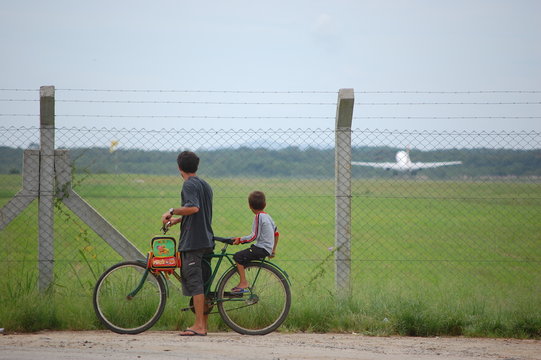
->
[231, 190, 279, 293]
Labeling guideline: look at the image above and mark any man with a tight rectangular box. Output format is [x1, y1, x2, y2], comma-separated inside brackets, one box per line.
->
[162, 151, 214, 336]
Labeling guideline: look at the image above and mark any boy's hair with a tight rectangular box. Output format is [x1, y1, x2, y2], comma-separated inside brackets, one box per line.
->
[177, 151, 199, 173]
[248, 191, 266, 211]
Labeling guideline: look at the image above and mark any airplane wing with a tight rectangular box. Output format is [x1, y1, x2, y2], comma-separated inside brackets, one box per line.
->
[353, 149, 462, 172]
[351, 162, 400, 170]
[409, 161, 462, 170]
[352, 161, 462, 171]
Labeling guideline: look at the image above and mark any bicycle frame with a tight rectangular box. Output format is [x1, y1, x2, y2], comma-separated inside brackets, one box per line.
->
[203, 242, 237, 297]
[149, 239, 290, 303]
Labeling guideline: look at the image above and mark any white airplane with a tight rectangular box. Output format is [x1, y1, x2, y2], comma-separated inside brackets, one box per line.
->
[352, 148, 462, 172]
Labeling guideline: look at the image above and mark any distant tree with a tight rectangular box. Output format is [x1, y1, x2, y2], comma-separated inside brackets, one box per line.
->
[0, 145, 539, 178]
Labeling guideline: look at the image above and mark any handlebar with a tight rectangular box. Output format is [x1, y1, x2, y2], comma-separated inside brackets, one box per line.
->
[161, 222, 171, 234]
[213, 236, 235, 245]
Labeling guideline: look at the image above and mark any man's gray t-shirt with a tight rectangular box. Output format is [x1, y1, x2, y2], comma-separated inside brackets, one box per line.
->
[179, 176, 214, 252]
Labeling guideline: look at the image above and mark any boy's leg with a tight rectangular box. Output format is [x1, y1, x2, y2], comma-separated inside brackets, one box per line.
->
[232, 245, 269, 290]
[233, 248, 251, 289]
[235, 263, 249, 289]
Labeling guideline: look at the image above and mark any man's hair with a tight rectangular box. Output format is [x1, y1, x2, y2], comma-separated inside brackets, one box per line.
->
[248, 191, 266, 211]
[177, 151, 199, 173]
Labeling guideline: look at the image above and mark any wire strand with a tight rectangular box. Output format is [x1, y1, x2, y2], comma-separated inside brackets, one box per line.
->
[0, 99, 337, 105]
[356, 101, 541, 106]
[2, 88, 541, 94]
[56, 88, 337, 94]
[2, 114, 541, 120]
[3, 98, 541, 106]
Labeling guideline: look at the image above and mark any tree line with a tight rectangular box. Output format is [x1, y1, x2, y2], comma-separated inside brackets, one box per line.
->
[1, 145, 539, 179]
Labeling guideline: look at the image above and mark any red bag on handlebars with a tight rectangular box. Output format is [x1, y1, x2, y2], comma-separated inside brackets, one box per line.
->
[146, 236, 180, 273]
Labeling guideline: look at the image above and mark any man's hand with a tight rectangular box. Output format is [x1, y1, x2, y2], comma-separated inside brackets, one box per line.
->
[233, 237, 241, 245]
[161, 211, 172, 224]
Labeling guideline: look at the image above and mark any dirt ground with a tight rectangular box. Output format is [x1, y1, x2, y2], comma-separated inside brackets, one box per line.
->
[0, 331, 540, 360]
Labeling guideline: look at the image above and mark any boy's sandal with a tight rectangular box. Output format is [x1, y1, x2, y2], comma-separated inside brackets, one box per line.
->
[230, 286, 250, 294]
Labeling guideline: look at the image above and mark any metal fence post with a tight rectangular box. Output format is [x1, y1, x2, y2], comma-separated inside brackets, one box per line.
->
[335, 88, 354, 293]
[38, 85, 55, 291]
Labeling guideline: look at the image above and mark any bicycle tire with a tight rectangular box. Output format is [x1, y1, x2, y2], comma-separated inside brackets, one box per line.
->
[93, 261, 167, 334]
[217, 262, 291, 335]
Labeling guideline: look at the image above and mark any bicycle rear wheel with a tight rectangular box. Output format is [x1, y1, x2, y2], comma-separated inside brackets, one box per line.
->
[217, 262, 291, 335]
[93, 261, 167, 334]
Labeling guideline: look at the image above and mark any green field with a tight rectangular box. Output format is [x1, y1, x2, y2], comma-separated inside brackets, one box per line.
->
[1, 174, 540, 337]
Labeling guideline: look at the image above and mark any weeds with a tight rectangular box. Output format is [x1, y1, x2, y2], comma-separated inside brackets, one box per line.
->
[0, 279, 539, 338]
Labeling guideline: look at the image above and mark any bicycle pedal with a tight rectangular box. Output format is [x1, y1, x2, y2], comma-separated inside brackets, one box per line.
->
[224, 292, 243, 298]
[245, 294, 259, 305]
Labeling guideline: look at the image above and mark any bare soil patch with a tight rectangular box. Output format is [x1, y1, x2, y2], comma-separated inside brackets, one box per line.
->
[1, 331, 540, 360]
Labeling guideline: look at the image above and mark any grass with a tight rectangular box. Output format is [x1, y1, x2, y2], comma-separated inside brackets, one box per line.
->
[3, 276, 539, 338]
[0, 174, 540, 337]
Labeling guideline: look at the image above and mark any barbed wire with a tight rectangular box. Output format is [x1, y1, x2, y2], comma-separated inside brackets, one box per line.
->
[0, 126, 335, 132]
[357, 90, 541, 94]
[2, 98, 541, 106]
[354, 116, 541, 119]
[0, 88, 337, 94]
[0, 113, 334, 119]
[2, 88, 539, 127]
[0, 99, 337, 105]
[356, 101, 541, 106]
[2, 88, 541, 94]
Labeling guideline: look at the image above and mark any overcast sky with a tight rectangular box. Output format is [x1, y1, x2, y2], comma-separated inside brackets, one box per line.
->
[1, 0, 540, 133]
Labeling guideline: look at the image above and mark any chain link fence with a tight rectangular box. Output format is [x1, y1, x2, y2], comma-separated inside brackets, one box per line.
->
[349, 130, 540, 306]
[1, 125, 540, 303]
[1, 84, 541, 329]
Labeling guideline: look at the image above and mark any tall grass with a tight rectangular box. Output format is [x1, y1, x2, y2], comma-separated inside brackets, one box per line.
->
[286, 284, 541, 338]
[2, 277, 539, 338]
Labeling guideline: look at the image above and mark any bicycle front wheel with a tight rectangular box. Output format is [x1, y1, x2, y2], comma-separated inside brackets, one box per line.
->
[93, 261, 167, 334]
[217, 262, 291, 335]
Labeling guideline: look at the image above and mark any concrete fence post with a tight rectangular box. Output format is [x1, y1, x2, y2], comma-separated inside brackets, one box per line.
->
[0, 150, 39, 230]
[38, 85, 55, 291]
[334, 88, 354, 293]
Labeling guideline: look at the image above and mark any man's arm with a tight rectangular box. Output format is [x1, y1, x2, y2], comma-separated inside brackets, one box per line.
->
[161, 206, 199, 225]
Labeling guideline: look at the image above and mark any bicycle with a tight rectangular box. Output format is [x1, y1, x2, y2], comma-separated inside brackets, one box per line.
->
[92, 227, 291, 335]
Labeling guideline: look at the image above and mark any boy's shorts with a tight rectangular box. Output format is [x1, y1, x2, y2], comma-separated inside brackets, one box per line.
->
[233, 245, 270, 266]
[180, 248, 213, 297]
